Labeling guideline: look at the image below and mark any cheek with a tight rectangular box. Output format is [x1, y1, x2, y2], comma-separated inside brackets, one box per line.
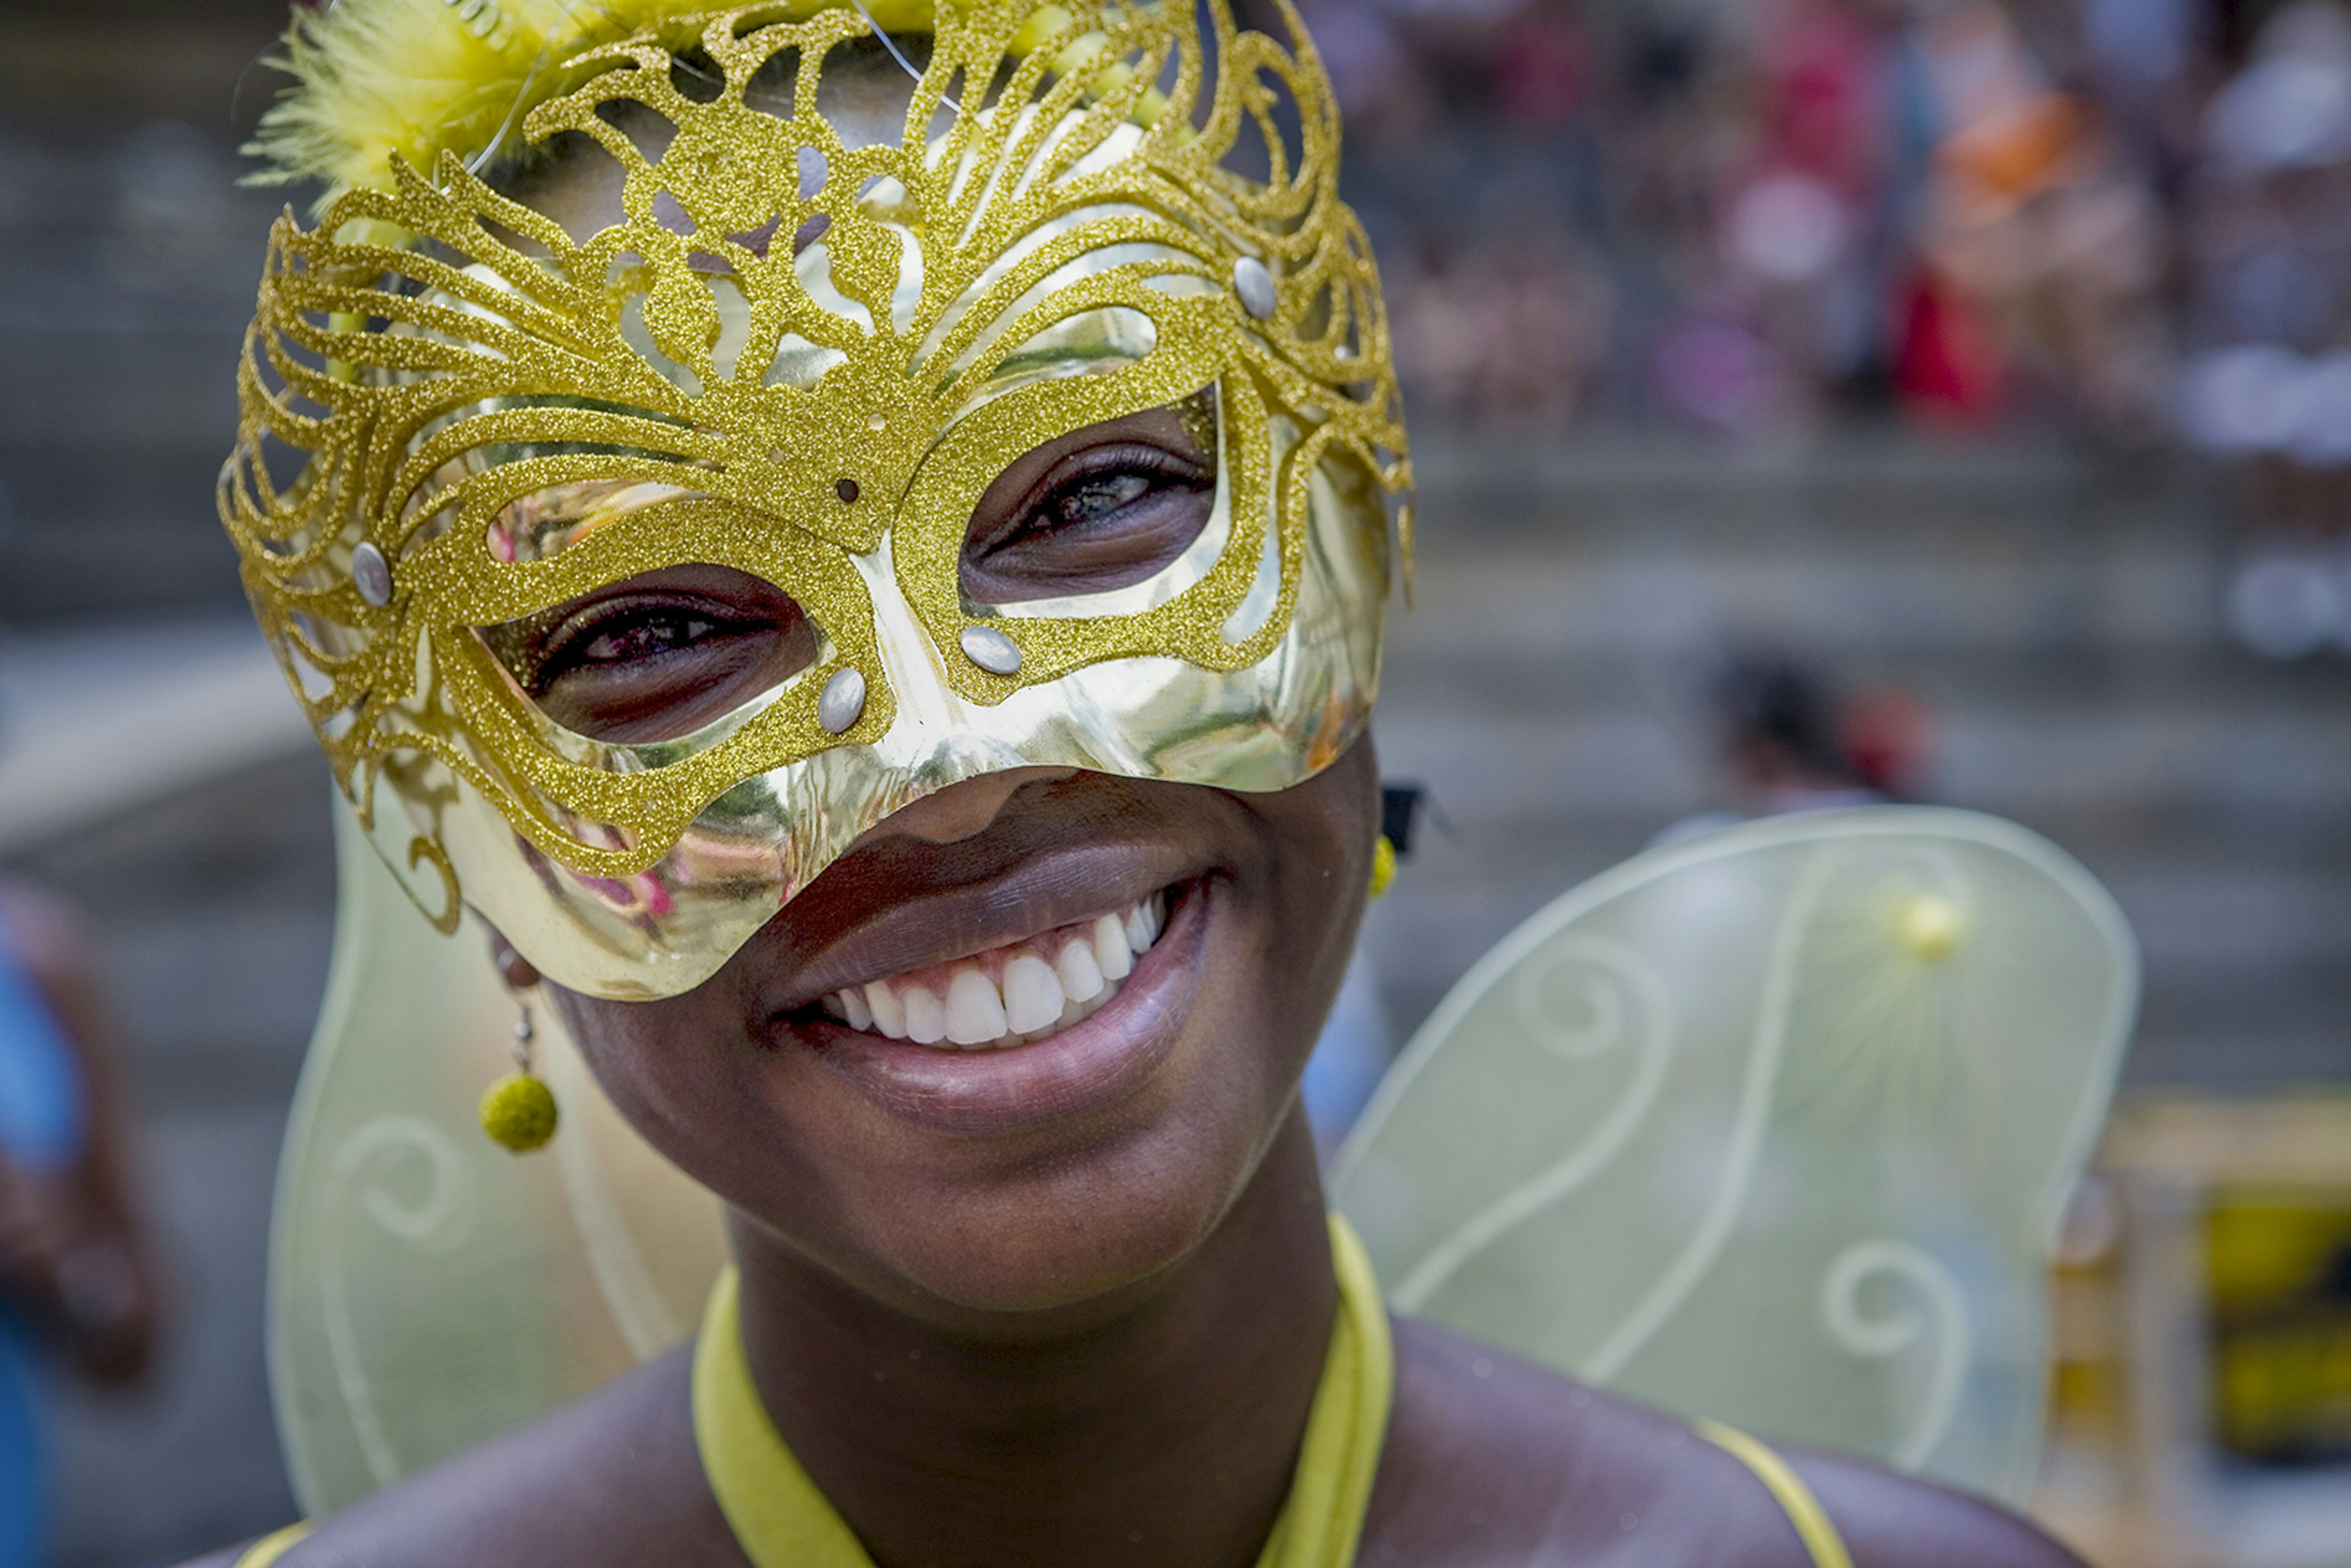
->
[1201, 874, 1336, 1112]
[550, 988, 774, 1186]
[549, 985, 889, 1278]
[1253, 749, 1380, 1080]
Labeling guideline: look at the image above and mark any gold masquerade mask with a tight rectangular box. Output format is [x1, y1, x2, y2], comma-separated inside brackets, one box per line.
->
[221, 0, 1410, 999]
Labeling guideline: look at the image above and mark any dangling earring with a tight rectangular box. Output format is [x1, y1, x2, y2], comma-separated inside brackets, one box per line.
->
[479, 991, 559, 1153]
[1372, 782, 1425, 901]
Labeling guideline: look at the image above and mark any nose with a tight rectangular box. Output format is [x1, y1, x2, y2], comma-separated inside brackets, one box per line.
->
[849, 766, 1079, 850]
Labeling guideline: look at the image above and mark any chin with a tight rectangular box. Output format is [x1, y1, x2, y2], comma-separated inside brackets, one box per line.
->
[786, 1007, 1295, 1321]
[871, 1128, 1264, 1315]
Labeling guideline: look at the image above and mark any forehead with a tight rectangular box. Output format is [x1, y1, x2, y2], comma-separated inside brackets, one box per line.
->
[494, 38, 923, 242]
[466, 24, 1196, 432]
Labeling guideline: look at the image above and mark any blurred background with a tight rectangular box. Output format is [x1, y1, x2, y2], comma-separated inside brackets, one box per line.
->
[1, 0, 2349, 1562]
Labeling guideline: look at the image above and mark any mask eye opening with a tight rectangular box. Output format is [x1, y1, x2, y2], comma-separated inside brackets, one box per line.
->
[956, 386, 1225, 613]
[471, 566, 829, 754]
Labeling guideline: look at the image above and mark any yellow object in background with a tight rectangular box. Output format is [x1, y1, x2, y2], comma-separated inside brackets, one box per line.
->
[2037, 1097, 2351, 1568]
[2205, 1187, 2351, 1465]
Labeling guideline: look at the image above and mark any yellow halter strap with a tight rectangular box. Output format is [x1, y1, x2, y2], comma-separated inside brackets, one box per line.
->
[693, 1215, 1395, 1568]
[1695, 1419, 1858, 1568]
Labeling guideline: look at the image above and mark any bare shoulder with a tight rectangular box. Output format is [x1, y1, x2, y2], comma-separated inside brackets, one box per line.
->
[167, 1348, 746, 1568]
[1365, 1317, 2085, 1567]
[1789, 1447, 2087, 1568]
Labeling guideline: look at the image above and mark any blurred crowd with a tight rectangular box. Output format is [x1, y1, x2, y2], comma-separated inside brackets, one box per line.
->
[1316, 0, 2351, 655]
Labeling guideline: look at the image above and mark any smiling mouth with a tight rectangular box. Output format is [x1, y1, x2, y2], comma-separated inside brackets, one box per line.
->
[809, 888, 1176, 1051]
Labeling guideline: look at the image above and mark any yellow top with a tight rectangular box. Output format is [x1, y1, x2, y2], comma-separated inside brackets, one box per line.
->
[693, 1214, 1395, 1568]
[236, 1226, 1850, 1568]
[1697, 1419, 1858, 1568]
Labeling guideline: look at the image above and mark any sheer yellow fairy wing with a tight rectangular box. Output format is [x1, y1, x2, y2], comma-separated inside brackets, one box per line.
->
[1331, 806, 2136, 1503]
[268, 800, 727, 1514]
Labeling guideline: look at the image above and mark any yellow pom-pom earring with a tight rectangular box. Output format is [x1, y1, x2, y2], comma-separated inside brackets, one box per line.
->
[1370, 782, 1425, 901]
[479, 992, 559, 1154]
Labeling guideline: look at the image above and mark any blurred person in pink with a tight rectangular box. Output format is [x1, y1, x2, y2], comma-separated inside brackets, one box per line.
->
[1897, 1, 2174, 433]
[1636, 0, 1911, 432]
[1717, 0, 1898, 422]
[1493, 0, 1590, 132]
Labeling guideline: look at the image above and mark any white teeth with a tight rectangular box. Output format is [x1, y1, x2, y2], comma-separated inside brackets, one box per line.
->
[902, 983, 947, 1045]
[944, 968, 1009, 1046]
[832, 895, 1172, 1049]
[1093, 913, 1134, 981]
[865, 980, 907, 1039]
[1002, 953, 1065, 1033]
[1054, 937, 1105, 1003]
[1124, 896, 1163, 954]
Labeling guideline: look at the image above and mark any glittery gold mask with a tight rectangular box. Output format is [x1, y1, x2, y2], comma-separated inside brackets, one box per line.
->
[221, 0, 1410, 999]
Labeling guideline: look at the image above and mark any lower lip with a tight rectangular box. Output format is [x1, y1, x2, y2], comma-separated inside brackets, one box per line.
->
[794, 883, 1210, 1138]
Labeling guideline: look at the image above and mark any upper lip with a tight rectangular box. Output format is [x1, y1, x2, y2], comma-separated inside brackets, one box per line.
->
[757, 838, 1196, 1018]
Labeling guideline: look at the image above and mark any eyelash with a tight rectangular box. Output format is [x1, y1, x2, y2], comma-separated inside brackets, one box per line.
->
[1003, 446, 1209, 546]
[531, 599, 748, 690]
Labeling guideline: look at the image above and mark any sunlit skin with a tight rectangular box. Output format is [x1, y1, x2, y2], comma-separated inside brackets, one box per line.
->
[183, 46, 2088, 1568]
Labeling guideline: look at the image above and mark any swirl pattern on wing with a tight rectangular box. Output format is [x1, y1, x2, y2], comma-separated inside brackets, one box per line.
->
[1393, 934, 1674, 1313]
[320, 1114, 478, 1485]
[1819, 1239, 1972, 1472]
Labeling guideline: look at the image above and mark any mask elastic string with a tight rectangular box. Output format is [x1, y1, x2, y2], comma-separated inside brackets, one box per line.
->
[849, 0, 961, 113]
[463, 0, 726, 179]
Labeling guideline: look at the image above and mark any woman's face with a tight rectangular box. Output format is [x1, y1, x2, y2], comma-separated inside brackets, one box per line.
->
[502, 64, 1382, 1318]
[549, 738, 1374, 1319]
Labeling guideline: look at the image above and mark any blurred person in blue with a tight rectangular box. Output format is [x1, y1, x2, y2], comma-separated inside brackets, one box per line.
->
[0, 817, 160, 1563]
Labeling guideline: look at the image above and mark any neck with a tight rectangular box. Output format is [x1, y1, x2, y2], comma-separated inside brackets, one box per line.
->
[729, 1112, 1338, 1568]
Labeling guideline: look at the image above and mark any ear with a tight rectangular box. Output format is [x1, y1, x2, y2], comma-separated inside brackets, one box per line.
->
[487, 929, 543, 991]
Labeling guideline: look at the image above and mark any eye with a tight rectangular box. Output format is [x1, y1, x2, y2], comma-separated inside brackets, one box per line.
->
[984, 445, 1205, 558]
[558, 605, 729, 674]
[961, 403, 1217, 605]
[479, 565, 819, 745]
[1048, 471, 1158, 528]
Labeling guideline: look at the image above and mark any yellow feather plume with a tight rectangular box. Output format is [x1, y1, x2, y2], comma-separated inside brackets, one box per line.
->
[244, 0, 949, 204]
